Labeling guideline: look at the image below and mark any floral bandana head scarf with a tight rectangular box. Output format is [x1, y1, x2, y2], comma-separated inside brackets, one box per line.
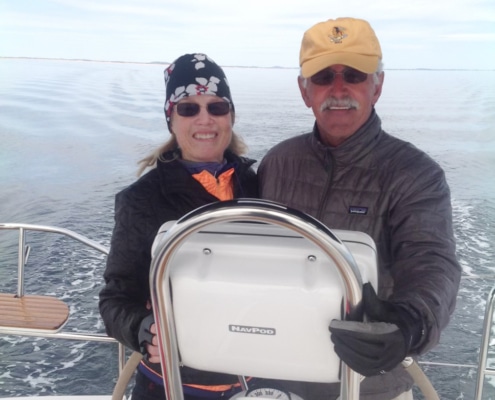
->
[164, 53, 234, 131]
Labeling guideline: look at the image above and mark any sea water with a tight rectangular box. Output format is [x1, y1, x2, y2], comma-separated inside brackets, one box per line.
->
[0, 59, 494, 399]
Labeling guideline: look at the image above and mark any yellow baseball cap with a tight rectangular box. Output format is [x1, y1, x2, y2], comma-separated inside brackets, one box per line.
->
[300, 17, 382, 78]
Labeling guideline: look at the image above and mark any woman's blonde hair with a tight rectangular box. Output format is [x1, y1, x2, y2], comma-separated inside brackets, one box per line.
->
[136, 130, 248, 177]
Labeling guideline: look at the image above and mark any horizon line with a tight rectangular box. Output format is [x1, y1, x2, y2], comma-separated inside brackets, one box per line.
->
[1, 56, 493, 72]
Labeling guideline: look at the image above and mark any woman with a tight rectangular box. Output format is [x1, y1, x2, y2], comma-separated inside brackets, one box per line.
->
[99, 53, 258, 400]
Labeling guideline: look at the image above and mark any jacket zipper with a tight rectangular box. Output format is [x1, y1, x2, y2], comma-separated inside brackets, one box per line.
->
[317, 149, 334, 220]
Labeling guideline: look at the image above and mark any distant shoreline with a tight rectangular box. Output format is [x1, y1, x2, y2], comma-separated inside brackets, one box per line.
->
[0, 56, 172, 66]
[0, 56, 296, 70]
[1, 56, 493, 71]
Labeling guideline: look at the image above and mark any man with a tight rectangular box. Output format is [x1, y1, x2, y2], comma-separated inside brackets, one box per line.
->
[258, 17, 461, 400]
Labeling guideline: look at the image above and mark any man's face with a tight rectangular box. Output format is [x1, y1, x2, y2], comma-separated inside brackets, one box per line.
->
[298, 64, 384, 147]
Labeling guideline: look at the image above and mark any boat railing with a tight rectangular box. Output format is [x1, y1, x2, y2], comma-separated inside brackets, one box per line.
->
[407, 280, 495, 400]
[0, 222, 126, 374]
[474, 286, 495, 399]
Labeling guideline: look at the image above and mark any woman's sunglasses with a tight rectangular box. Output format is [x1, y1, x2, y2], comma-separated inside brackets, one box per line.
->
[310, 67, 369, 86]
[176, 101, 231, 117]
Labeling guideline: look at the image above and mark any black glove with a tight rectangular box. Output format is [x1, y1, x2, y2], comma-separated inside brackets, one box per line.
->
[329, 282, 422, 376]
[138, 313, 155, 357]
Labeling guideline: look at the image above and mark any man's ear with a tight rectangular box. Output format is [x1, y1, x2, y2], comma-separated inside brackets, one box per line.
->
[372, 72, 385, 106]
[298, 76, 312, 108]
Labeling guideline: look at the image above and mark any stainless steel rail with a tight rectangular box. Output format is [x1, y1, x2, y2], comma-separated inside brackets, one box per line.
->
[474, 286, 495, 400]
[149, 199, 364, 400]
[0, 222, 126, 373]
[1, 222, 108, 297]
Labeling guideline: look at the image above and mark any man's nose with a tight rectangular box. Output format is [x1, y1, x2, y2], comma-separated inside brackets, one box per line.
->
[330, 73, 348, 91]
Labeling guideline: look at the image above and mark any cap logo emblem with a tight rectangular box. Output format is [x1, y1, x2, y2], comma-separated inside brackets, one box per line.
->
[328, 26, 347, 44]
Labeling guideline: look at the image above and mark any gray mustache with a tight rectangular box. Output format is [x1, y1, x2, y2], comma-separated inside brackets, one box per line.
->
[320, 97, 360, 111]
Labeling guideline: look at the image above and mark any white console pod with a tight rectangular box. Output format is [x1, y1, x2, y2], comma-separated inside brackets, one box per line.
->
[152, 221, 377, 383]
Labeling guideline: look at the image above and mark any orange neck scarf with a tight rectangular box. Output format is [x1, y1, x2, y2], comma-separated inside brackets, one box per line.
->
[192, 168, 234, 201]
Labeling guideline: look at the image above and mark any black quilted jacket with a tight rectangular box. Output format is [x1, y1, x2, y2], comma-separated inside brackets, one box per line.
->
[99, 150, 257, 385]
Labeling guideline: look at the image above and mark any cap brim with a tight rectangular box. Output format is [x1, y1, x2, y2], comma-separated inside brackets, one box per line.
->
[301, 53, 379, 78]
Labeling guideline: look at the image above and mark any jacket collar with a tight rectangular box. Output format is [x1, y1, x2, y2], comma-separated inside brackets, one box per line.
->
[156, 149, 256, 196]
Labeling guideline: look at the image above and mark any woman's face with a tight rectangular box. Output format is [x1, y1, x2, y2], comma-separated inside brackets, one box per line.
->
[170, 95, 233, 163]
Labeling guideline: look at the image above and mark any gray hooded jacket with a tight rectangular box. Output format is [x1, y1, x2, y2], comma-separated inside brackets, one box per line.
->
[258, 111, 461, 400]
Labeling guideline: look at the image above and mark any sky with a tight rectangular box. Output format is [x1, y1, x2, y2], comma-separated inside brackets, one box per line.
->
[0, 0, 494, 70]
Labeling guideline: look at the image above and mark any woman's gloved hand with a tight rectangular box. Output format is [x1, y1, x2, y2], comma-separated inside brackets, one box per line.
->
[329, 283, 422, 376]
[138, 314, 160, 363]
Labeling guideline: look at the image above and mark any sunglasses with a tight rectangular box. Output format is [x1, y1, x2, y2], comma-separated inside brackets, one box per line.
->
[310, 67, 368, 86]
[176, 101, 231, 117]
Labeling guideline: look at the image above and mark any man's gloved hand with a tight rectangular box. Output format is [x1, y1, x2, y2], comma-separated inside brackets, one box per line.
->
[329, 283, 422, 377]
